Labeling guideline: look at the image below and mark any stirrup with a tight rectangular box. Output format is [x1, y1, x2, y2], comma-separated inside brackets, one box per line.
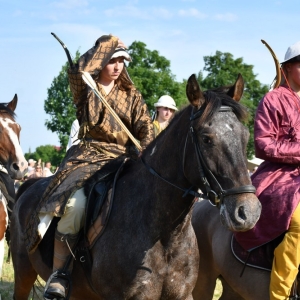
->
[44, 270, 72, 300]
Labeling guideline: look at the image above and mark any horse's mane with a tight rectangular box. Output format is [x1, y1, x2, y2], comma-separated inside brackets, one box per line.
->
[0, 102, 16, 118]
[200, 87, 248, 123]
[170, 87, 248, 127]
[16, 178, 42, 201]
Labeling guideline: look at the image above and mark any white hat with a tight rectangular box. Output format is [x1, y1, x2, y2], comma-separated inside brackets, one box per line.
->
[154, 95, 178, 111]
[281, 41, 300, 64]
[28, 159, 36, 164]
[111, 47, 132, 62]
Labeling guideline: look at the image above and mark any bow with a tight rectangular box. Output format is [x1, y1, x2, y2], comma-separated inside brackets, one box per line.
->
[261, 39, 281, 89]
[51, 32, 74, 70]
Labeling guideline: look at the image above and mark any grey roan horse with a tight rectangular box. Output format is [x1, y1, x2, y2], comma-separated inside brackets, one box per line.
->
[11, 74, 261, 299]
[192, 200, 273, 300]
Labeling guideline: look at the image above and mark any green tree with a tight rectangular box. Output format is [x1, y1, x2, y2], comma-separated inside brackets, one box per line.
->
[44, 50, 80, 157]
[25, 144, 62, 169]
[127, 41, 188, 112]
[196, 51, 269, 158]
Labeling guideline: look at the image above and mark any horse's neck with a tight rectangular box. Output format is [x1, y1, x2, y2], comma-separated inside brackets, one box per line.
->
[145, 109, 189, 179]
[140, 110, 195, 234]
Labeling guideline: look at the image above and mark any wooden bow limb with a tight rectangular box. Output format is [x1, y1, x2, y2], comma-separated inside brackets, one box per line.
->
[81, 71, 142, 151]
[51, 32, 75, 70]
[261, 39, 281, 89]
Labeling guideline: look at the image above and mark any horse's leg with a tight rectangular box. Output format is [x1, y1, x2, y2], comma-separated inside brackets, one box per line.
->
[12, 248, 37, 300]
[11, 221, 37, 299]
[192, 203, 219, 300]
[192, 264, 218, 300]
[192, 242, 218, 300]
[219, 277, 244, 300]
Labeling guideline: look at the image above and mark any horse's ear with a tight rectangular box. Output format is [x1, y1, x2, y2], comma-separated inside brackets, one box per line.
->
[226, 74, 244, 102]
[7, 94, 18, 112]
[186, 74, 206, 107]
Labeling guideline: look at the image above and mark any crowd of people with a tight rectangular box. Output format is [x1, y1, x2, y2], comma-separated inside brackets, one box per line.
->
[25, 159, 54, 178]
[14, 159, 54, 193]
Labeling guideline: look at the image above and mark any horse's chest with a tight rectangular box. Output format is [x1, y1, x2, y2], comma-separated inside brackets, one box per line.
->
[126, 242, 198, 298]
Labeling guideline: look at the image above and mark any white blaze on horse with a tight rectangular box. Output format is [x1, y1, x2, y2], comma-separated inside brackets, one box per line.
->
[0, 94, 27, 275]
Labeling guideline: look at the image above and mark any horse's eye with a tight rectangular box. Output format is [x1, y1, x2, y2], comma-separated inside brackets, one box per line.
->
[202, 136, 211, 144]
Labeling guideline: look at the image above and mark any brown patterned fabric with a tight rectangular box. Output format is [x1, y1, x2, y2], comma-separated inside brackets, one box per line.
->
[24, 35, 154, 253]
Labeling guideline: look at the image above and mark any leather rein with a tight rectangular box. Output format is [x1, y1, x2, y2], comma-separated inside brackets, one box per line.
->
[141, 105, 256, 207]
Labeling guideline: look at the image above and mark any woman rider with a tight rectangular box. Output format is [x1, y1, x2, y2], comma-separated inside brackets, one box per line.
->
[25, 35, 154, 299]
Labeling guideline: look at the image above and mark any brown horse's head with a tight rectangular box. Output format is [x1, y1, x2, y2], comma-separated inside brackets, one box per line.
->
[185, 74, 261, 232]
[0, 95, 28, 180]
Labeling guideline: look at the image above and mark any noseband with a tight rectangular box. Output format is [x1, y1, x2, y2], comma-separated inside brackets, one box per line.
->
[141, 105, 256, 207]
[188, 105, 256, 206]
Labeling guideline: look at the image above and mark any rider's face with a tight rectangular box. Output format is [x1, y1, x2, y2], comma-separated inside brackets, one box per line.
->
[286, 62, 300, 88]
[157, 107, 175, 122]
[99, 57, 125, 84]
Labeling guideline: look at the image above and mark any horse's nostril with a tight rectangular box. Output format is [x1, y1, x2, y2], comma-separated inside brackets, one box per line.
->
[12, 163, 19, 171]
[238, 206, 247, 221]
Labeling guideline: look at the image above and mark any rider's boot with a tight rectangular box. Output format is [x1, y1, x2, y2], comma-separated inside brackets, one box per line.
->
[43, 229, 78, 299]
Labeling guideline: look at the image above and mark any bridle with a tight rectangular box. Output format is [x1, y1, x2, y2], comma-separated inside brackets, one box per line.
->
[188, 105, 256, 207]
[141, 104, 256, 207]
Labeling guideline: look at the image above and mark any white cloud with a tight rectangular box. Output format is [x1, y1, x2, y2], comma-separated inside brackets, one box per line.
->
[178, 8, 207, 19]
[213, 13, 237, 22]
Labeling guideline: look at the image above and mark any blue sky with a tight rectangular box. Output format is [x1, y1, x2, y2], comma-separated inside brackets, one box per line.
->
[0, 0, 299, 153]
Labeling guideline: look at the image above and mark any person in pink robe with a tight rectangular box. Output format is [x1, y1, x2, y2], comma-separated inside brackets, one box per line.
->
[235, 41, 300, 299]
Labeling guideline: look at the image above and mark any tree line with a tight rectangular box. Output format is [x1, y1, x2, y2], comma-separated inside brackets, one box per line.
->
[26, 40, 269, 167]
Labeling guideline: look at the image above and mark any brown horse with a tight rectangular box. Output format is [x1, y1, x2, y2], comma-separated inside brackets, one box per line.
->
[192, 200, 273, 300]
[11, 74, 261, 300]
[0, 94, 28, 274]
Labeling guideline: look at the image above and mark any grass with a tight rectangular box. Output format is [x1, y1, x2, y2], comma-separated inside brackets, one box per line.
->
[0, 244, 45, 300]
[0, 244, 15, 300]
[0, 243, 223, 299]
[214, 279, 223, 298]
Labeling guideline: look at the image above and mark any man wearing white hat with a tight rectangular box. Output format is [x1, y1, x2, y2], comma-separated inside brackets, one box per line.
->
[27, 158, 36, 176]
[152, 95, 178, 137]
[234, 41, 300, 299]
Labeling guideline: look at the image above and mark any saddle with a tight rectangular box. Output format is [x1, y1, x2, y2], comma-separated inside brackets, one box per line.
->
[231, 233, 284, 272]
[231, 234, 300, 298]
[83, 156, 128, 247]
[75, 157, 128, 293]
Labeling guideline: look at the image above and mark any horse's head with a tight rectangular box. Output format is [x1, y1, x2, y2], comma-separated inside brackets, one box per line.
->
[185, 74, 261, 232]
[0, 95, 28, 179]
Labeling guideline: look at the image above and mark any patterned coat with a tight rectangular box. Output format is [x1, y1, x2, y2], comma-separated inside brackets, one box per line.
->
[25, 35, 154, 253]
[235, 85, 300, 250]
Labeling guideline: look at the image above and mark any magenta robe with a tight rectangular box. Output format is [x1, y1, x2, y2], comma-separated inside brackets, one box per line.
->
[235, 85, 300, 250]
